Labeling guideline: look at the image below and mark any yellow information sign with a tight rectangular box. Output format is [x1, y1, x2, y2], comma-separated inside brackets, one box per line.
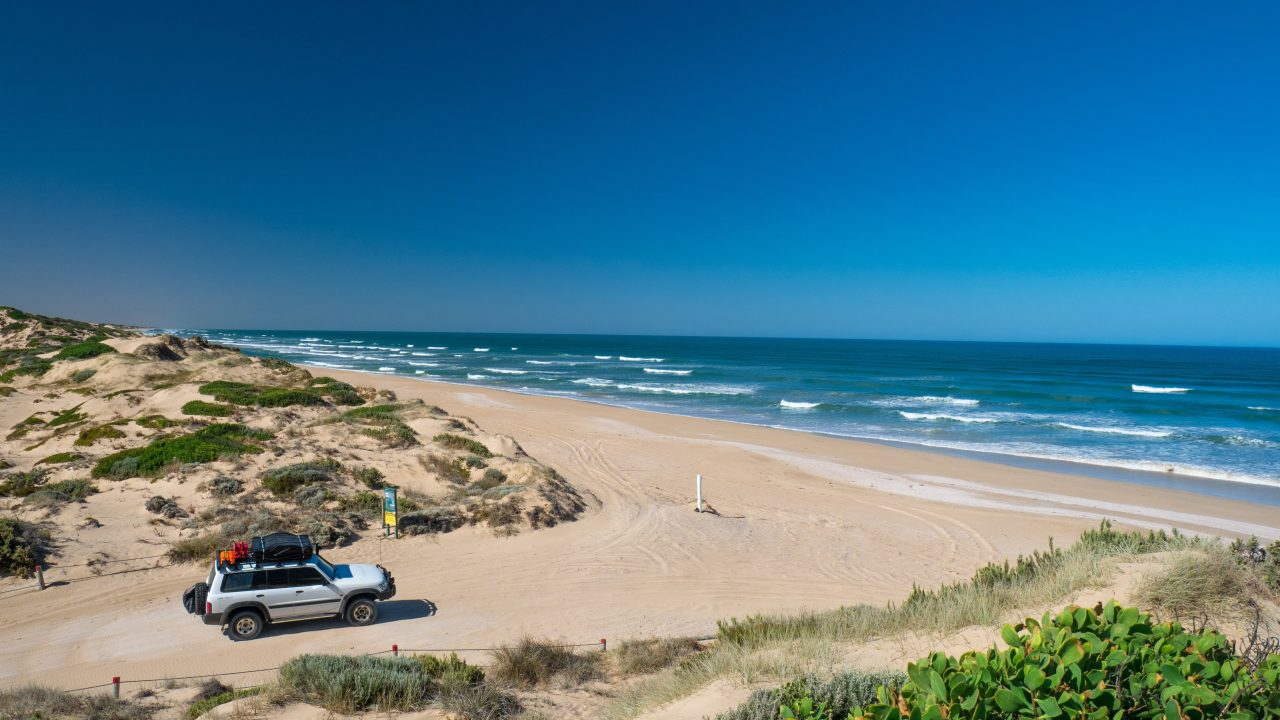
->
[384, 511, 397, 527]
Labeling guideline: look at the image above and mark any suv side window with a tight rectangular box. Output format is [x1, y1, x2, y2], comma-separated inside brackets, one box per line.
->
[221, 572, 255, 593]
[288, 567, 326, 587]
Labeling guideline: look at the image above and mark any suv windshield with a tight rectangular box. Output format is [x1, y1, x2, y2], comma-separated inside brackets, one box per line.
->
[312, 554, 336, 579]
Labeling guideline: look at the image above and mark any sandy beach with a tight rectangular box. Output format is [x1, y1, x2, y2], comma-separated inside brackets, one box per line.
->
[2, 363, 1276, 694]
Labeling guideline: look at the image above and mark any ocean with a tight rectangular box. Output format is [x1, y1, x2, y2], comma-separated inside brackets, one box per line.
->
[182, 330, 1280, 502]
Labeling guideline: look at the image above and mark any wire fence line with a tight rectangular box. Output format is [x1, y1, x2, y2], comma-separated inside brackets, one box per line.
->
[50, 638, 627, 696]
[0, 555, 172, 601]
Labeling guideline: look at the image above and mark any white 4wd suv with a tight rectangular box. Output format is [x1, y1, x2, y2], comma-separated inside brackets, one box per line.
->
[185, 538, 396, 641]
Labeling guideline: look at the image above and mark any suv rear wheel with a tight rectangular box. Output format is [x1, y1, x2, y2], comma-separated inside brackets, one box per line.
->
[228, 609, 264, 640]
[345, 598, 378, 626]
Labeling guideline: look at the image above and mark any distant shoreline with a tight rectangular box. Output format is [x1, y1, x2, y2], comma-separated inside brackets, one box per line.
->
[300, 362, 1280, 511]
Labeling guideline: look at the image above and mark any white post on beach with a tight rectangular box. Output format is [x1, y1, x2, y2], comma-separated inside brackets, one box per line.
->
[696, 474, 703, 513]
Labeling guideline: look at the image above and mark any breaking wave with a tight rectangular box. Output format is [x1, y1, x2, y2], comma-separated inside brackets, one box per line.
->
[619, 356, 663, 362]
[780, 400, 821, 409]
[1132, 385, 1190, 394]
[1055, 423, 1172, 439]
[644, 368, 692, 375]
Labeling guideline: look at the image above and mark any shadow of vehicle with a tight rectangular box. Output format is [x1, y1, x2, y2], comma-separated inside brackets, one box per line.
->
[227, 598, 438, 639]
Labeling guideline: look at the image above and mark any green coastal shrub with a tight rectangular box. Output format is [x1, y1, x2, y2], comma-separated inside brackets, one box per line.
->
[53, 340, 116, 361]
[433, 433, 492, 458]
[490, 637, 603, 688]
[74, 422, 127, 446]
[261, 459, 341, 496]
[91, 424, 272, 479]
[824, 601, 1280, 720]
[70, 368, 96, 383]
[614, 637, 704, 676]
[0, 356, 52, 382]
[181, 400, 233, 417]
[340, 405, 419, 448]
[135, 414, 177, 429]
[277, 654, 436, 712]
[24, 479, 98, 509]
[168, 531, 228, 563]
[0, 686, 152, 720]
[307, 376, 364, 405]
[720, 670, 906, 720]
[0, 468, 49, 497]
[46, 403, 87, 428]
[36, 452, 82, 465]
[0, 517, 51, 575]
[352, 466, 386, 489]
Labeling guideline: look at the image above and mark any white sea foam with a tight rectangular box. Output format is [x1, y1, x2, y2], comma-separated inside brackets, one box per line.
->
[300, 337, 320, 342]
[619, 356, 663, 362]
[485, 368, 528, 375]
[414, 370, 425, 375]
[1132, 385, 1191, 394]
[526, 360, 582, 366]
[407, 361, 440, 367]
[867, 396, 980, 408]
[644, 368, 692, 375]
[594, 355, 613, 360]
[308, 361, 354, 369]
[899, 412, 998, 423]
[1056, 423, 1172, 439]
[511, 347, 518, 350]
[377, 366, 396, 372]
[467, 373, 487, 380]
[428, 346, 447, 350]
[571, 377, 614, 387]
[411, 352, 436, 357]
[1248, 406, 1278, 411]
[616, 382, 754, 396]
[406, 344, 413, 347]
[780, 400, 821, 409]
[474, 348, 490, 352]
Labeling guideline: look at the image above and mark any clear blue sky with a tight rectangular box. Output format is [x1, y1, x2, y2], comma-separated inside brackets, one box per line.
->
[2, 2, 1278, 345]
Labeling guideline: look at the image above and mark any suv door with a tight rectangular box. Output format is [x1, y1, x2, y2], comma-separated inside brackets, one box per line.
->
[265, 567, 342, 620]
[253, 569, 295, 621]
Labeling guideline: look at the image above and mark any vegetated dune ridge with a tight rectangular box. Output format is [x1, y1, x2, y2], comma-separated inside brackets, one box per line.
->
[0, 307, 1277, 717]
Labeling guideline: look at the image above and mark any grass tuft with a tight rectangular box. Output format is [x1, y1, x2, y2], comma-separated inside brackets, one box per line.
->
[490, 637, 604, 689]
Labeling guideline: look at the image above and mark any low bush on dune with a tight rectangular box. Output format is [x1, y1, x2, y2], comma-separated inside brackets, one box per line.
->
[784, 602, 1280, 720]
[134, 414, 177, 429]
[1134, 550, 1262, 621]
[0, 517, 52, 575]
[75, 421, 128, 446]
[339, 404, 419, 448]
[53, 340, 117, 361]
[168, 530, 228, 563]
[308, 376, 364, 405]
[24, 479, 98, 510]
[279, 655, 435, 712]
[70, 368, 96, 383]
[613, 637, 705, 676]
[35, 451, 81, 465]
[719, 670, 906, 720]
[197, 377, 364, 409]
[181, 399, 233, 417]
[45, 403, 88, 428]
[91, 424, 272, 479]
[185, 681, 261, 720]
[0, 686, 154, 719]
[434, 433, 492, 458]
[490, 637, 604, 689]
[0, 468, 49, 497]
[0, 355, 52, 383]
[1232, 535, 1280, 592]
[261, 458, 341, 496]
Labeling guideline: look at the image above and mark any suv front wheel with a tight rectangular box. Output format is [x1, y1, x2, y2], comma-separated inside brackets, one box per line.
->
[345, 598, 378, 626]
[228, 609, 264, 641]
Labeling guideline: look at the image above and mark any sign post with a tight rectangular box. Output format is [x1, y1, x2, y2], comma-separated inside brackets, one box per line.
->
[383, 486, 398, 538]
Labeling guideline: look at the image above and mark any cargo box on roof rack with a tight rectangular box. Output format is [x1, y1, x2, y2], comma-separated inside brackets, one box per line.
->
[251, 532, 315, 564]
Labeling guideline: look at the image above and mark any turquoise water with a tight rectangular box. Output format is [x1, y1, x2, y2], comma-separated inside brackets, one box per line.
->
[186, 330, 1280, 500]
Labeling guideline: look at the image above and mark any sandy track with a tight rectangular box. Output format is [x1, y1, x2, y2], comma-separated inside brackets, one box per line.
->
[2, 371, 1276, 691]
